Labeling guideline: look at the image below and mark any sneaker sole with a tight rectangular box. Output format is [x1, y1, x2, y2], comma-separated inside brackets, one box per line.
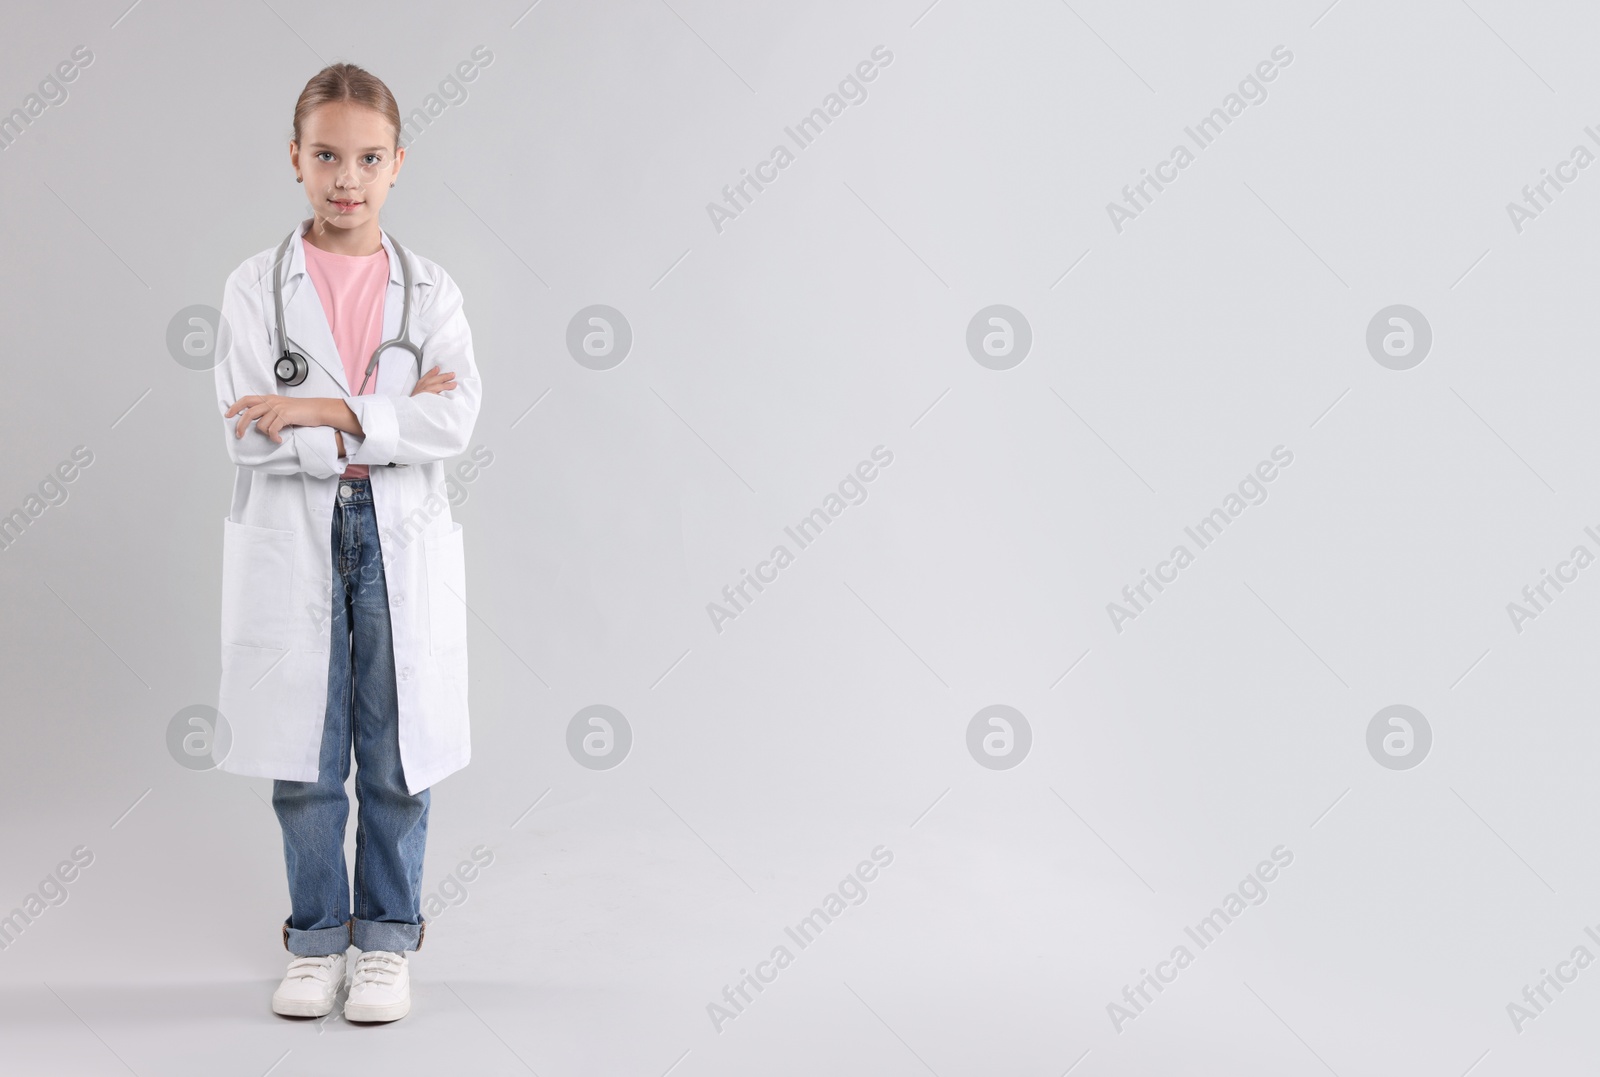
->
[343, 996, 410, 1022]
[272, 994, 338, 1018]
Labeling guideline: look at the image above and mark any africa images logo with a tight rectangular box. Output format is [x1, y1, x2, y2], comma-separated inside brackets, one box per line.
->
[1105, 45, 1293, 234]
[1106, 844, 1294, 1032]
[706, 845, 894, 1031]
[706, 446, 894, 633]
[1106, 446, 1294, 632]
[706, 46, 893, 234]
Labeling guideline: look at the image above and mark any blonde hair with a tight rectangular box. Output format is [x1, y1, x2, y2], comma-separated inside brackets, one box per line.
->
[292, 63, 401, 148]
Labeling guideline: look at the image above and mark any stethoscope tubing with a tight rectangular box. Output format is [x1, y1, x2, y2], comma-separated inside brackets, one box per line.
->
[272, 227, 423, 395]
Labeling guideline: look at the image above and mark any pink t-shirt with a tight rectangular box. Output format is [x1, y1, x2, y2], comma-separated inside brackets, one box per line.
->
[301, 238, 389, 479]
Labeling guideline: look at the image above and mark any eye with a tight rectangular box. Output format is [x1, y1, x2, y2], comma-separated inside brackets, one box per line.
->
[362, 154, 383, 166]
[315, 151, 334, 162]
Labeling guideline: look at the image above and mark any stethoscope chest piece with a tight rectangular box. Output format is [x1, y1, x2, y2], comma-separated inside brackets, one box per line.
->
[274, 350, 309, 386]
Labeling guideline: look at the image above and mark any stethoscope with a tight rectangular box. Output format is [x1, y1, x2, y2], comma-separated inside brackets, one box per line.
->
[271, 228, 424, 396]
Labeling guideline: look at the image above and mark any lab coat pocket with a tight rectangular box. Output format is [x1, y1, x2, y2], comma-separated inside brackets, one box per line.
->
[220, 516, 298, 649]
[425, 522, 467, 656]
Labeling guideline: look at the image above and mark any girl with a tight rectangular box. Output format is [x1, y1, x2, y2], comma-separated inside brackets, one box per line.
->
[213, 63, 483, 1022]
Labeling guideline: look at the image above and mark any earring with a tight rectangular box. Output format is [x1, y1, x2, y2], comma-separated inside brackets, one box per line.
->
[296, 176, 302, 183]
[389, 182, 395, 188]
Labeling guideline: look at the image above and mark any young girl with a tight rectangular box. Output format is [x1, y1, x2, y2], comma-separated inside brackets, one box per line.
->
[213, 63, 482, 1022]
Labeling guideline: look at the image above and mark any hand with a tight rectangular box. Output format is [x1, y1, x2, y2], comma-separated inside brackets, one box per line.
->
[225, 395, 323, 444]
[411, 365, 457, 396]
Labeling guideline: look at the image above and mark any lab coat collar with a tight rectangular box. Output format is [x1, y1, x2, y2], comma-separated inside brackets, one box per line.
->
[275, 219, 423, 398]
[280, 217, 408, 289]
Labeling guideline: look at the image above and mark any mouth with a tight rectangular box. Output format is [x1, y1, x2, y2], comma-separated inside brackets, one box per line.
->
[328, 198, 364, 213]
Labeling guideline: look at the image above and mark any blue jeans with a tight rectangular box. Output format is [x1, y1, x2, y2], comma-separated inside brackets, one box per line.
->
[272, 477, 430, 956]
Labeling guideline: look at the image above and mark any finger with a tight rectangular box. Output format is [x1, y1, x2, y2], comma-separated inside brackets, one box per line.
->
[235, 401, 270, 438]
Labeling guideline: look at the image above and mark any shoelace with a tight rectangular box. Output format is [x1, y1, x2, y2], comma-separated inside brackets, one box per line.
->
[351, 951, 405, 988]
[285, 955, 341, 982]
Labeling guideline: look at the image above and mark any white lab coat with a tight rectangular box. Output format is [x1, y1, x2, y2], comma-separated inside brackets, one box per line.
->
[212, 219, 481, 795]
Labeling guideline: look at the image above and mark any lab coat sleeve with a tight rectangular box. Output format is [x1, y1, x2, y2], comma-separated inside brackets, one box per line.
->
[343, 271, 481, 467]
[213, 262, 349, 479]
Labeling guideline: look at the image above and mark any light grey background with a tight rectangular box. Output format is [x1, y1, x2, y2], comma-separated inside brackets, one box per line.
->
[0, 0, 1592, 1073]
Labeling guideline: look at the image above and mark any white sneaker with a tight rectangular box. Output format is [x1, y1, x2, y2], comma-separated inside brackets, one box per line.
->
[344, 949, 411, 1022]
[271, 952, 347, 1017]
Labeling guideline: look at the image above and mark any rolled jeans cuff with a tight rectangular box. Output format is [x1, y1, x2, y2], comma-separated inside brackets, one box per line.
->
[353, 917, 425, 953]
[283, 917, 350, 956]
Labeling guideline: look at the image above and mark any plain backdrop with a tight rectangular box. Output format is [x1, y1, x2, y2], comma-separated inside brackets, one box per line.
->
[3, 0, 1600, 1073]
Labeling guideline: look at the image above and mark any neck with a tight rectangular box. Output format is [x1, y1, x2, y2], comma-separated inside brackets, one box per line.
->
[302, 216, 382, 256]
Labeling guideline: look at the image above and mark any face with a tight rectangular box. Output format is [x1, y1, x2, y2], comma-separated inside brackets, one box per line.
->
[290, 100, 404, 236]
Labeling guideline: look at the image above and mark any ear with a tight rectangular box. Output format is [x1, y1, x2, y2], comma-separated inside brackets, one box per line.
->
[391, 143, 406, 182]
[289, 140, 301, 182]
